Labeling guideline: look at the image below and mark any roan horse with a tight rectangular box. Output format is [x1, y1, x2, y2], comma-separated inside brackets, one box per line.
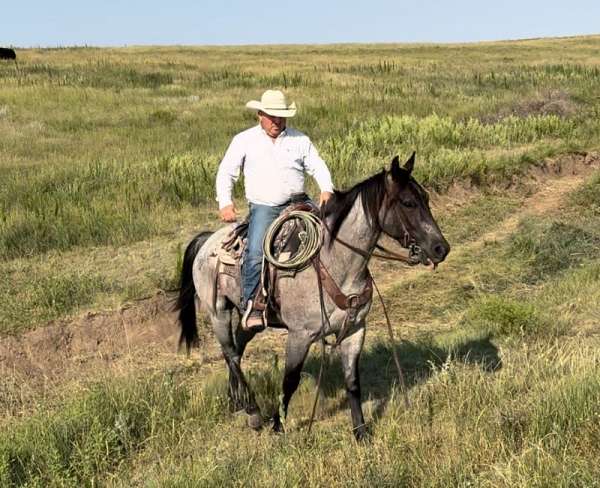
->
[175, 153, 450, 439]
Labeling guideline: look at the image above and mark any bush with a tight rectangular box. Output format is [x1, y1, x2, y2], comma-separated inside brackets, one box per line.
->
[462, 295, 546, 338]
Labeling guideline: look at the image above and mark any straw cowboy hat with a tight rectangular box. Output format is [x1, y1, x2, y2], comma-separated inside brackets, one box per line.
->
[246, 89, 297, 118]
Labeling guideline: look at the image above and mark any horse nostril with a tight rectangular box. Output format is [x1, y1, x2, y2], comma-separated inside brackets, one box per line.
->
[434, 243, 448, 258]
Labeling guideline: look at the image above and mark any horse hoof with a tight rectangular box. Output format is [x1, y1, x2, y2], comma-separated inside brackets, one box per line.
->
[272, 416, 285, 434]
[353, 426, 369, 442]
[247, 412, 263, 430]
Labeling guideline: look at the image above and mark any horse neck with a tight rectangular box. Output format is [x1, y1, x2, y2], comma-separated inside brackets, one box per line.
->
[321, 195, 381, 285]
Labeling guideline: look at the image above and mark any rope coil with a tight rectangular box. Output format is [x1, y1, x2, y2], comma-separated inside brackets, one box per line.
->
[263, 210, 323, 269]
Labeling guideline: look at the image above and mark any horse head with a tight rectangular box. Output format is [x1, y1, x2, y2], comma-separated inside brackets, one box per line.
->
[380, 152, 450, 268]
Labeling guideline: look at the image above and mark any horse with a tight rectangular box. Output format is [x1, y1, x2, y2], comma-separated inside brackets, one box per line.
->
[174, 152, 450, 439]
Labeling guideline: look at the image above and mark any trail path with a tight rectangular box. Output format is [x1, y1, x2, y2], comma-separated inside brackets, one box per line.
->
[1, 153, 598, 411]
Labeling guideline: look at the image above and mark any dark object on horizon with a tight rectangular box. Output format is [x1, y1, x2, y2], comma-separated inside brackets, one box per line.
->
[0, 48, 16, 60]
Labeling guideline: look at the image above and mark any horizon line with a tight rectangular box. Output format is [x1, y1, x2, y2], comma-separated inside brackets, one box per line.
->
[4, 32, 600, 50]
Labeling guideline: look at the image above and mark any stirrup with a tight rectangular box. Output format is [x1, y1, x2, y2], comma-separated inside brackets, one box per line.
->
[241, 300, 265, 332]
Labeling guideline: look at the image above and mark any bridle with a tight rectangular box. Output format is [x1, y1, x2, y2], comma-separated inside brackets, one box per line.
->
[320, 188, 426, 266]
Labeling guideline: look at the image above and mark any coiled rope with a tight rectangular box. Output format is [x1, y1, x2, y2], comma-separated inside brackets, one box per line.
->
[263, 210, 323, 269]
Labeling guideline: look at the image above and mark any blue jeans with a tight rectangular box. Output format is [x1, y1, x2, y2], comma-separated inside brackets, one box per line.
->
[242, 202, 286, 309]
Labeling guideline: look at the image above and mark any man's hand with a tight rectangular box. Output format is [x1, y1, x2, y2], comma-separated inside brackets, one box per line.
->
[319, 191, 333, 208]
[219, 204, 238, 222]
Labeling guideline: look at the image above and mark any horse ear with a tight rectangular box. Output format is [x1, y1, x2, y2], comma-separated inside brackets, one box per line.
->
[390, 155, 401, 179]
[404, 152, 416, 174]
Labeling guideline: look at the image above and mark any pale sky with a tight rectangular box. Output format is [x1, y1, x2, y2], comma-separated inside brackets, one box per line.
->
[2, 0, 599, 47]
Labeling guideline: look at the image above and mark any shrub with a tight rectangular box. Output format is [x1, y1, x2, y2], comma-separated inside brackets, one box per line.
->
[462, 295, 546, 338]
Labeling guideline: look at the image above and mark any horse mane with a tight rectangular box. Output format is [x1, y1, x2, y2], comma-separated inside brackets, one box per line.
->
[323, 169, 387, 245]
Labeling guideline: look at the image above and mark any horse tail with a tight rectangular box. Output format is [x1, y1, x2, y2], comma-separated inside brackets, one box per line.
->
[174, 230, 214, 353]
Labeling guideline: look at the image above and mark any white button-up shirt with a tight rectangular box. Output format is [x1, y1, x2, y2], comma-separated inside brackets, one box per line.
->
[216, 125, 334, 209]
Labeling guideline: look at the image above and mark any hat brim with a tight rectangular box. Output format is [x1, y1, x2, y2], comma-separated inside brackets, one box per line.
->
[246, 100, 297, 118]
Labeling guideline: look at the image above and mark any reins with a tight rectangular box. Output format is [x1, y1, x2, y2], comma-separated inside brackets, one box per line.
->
[305, 206, 413, 435]
[322, 219, 420, 265]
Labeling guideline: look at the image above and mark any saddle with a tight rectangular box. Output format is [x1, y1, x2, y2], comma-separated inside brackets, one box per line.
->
[215, 199, 321, 324]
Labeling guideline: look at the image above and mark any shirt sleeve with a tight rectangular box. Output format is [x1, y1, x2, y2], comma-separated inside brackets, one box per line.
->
[303, 138, 334, 193]
[215, 135, 245, 209]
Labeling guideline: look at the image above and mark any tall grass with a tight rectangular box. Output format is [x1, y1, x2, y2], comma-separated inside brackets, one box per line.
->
[0, 372, 228, 486]
[0, 111, 581, 259]
[2, 40, 600, 265]
[2, 339, 599, 487]
[0, 153, 222, 259]
[320, 113, 579, 189]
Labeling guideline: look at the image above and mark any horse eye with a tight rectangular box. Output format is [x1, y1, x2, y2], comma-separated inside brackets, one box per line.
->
[401, 199, 416, 208]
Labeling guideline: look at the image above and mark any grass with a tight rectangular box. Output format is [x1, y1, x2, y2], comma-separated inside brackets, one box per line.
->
[2, 37, 600, 486]
[0, 228, 192, 334]
[0, 153, 220, 259]
[1, 40, 600, 261]
[509, 220, 600, 282]
[0, 271, 110, 327]
[2, 338, 599, 487]
[0, 371, 229, 487]
[3, 165, 600, 485]
[2, 38, 600, 332]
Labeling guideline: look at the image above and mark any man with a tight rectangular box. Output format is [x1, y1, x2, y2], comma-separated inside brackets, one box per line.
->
[216, 89, 334, 331]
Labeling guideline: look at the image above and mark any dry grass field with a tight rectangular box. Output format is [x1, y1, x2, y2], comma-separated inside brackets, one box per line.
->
[1, 36, 600, 486]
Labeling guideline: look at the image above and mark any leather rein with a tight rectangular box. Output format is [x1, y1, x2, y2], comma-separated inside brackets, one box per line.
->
[311, 192, 423, 315]
[310, 192, 423, 334]
[306, 193, 413, 434]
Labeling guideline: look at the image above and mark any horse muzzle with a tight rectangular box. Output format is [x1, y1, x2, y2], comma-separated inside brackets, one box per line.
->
[411, 239, 450, 269]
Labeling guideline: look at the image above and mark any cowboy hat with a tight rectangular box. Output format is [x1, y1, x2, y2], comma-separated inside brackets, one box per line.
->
[246, 89, 297, 118]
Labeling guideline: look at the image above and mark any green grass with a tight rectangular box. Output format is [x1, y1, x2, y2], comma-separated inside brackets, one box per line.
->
[0, 153, 220, 259]
[569, 170, 600, 214]
[1, 38, 599, 332]
[321, 113, 580, 190]
[508, 220, 600, 282]
[3, 38, 600, 487]
[0, 370, 229, 487]
[461, 295, 549, 338]
[0, 271, 110, 327]
[2, 338, 599, 487]
[5, 169, 598, 486]
[1, 40, 600, 265]
[0, 232, 189, 334]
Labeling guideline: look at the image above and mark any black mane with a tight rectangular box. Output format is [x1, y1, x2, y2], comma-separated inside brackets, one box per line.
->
[323, 170, 387, 245]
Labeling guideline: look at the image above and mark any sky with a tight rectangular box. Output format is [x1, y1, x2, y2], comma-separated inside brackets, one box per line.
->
[2, 0, 599, 47]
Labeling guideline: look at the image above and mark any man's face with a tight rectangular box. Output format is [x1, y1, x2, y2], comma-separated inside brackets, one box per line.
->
[258, 111, 286, 139]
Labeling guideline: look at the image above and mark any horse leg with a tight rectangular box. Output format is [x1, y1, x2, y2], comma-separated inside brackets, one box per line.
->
[228, 325, 259, 412]
[212, 309, 262, 429]
[273, 331, 313, 433]
[339, 324, 367, 440]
